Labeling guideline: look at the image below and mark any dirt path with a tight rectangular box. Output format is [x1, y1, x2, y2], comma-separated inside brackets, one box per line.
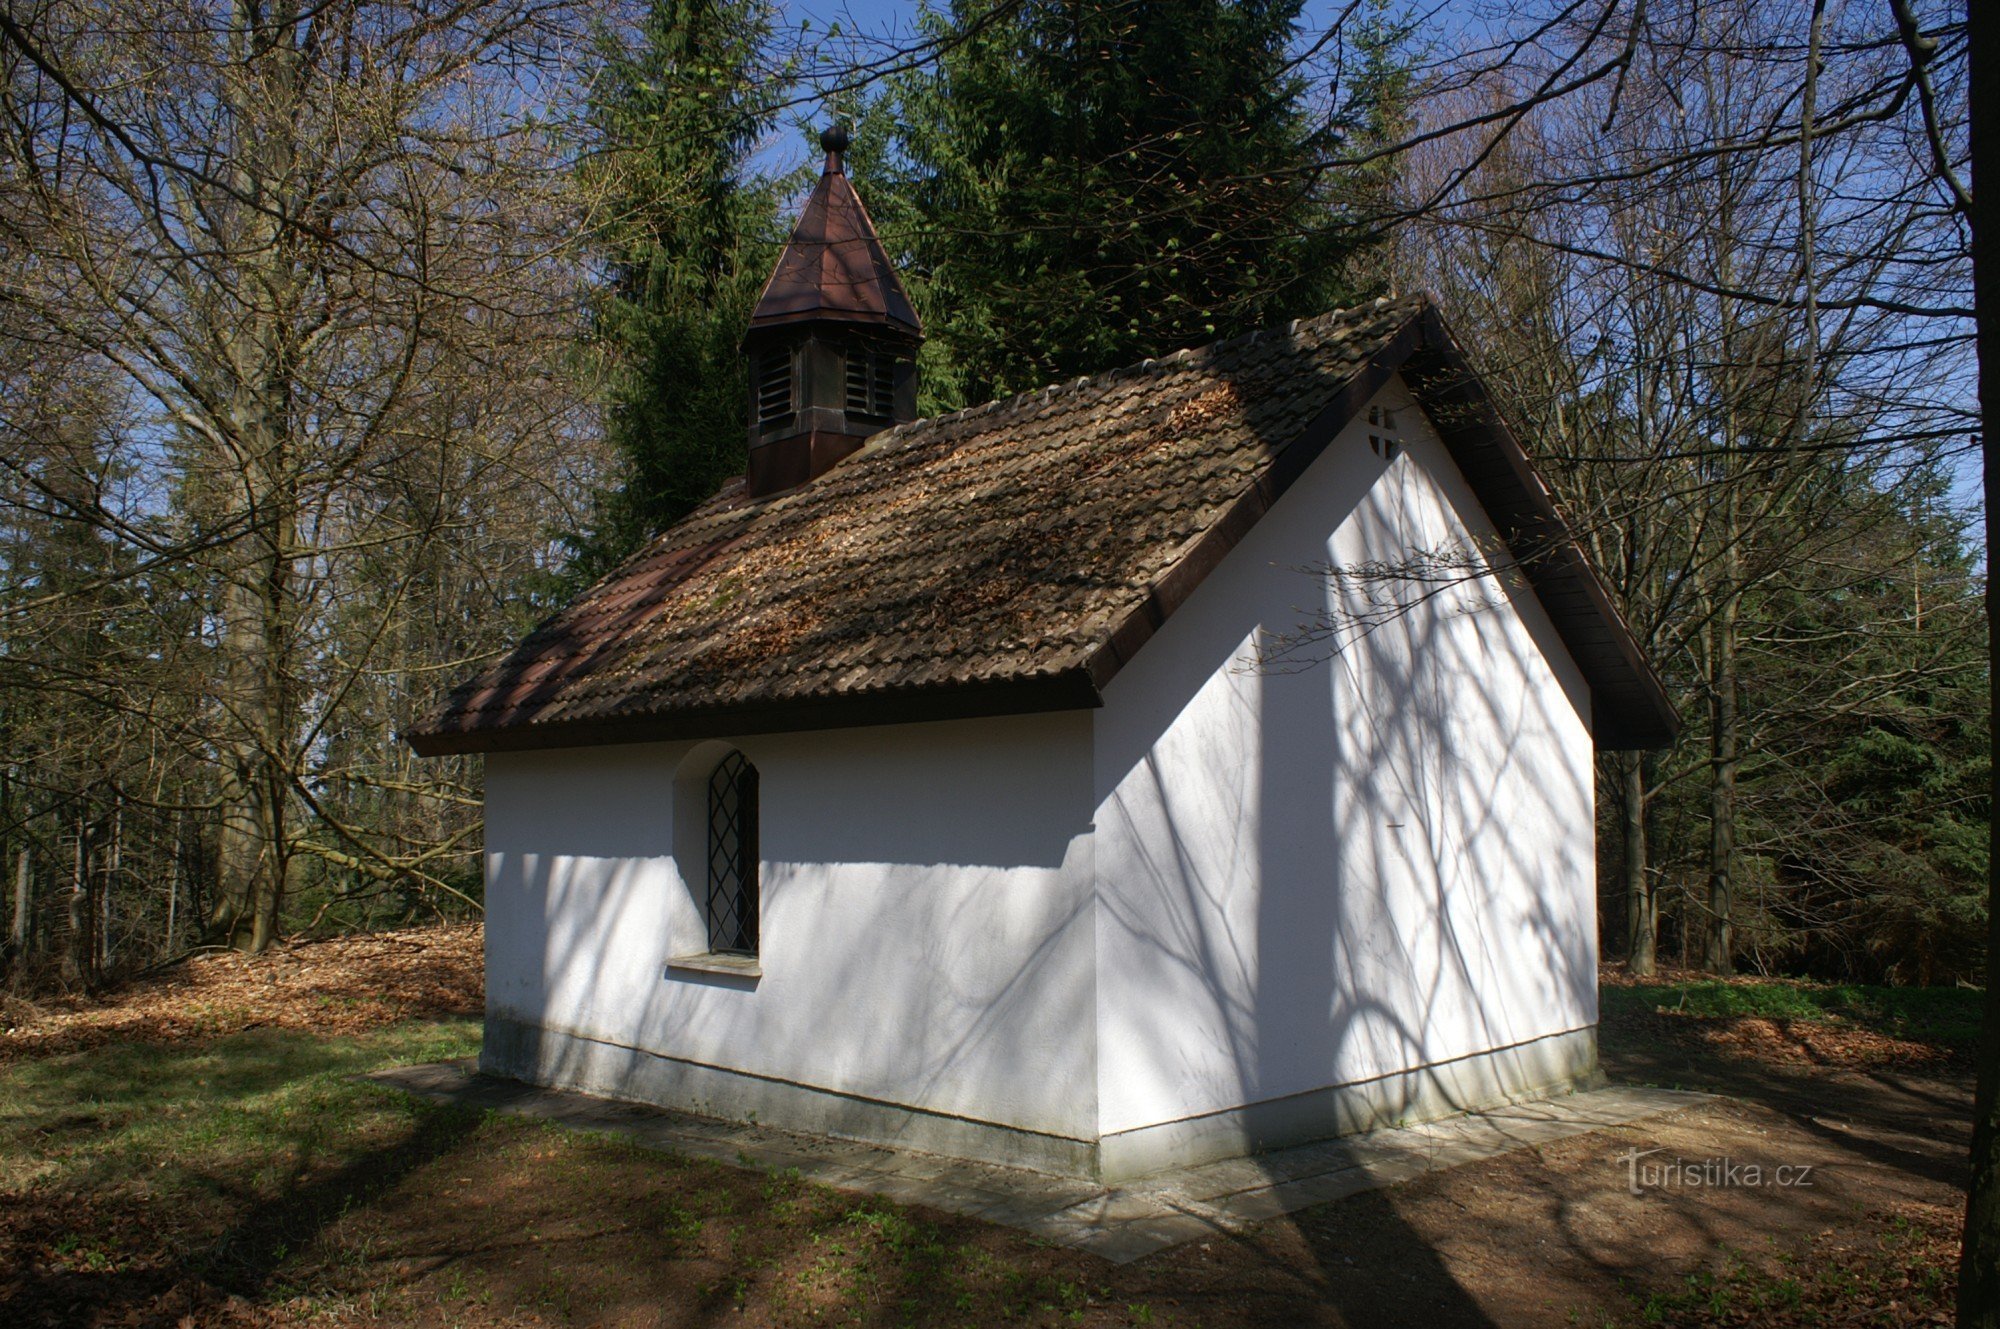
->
[1214, 1054, 1965, 1326]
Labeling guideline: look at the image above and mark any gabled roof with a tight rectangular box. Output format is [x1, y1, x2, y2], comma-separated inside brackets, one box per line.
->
[746, 143, 921, 338]
[406, 296, 1678, 755]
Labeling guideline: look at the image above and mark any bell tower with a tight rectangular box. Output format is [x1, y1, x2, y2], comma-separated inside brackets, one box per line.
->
[742, 125, 923, 496]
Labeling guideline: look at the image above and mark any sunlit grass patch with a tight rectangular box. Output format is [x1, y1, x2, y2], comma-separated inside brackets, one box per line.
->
[1, 1019, 481, 1190]
[1600, 976, 1981, 1053]
[0, 1018, 484, 1309]
[1614, 1202, 1957, 1328]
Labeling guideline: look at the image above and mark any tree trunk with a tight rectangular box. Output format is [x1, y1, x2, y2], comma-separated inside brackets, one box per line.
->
[9, 844, 28, 963]
[1623, 750, 1656, 975]
[209, 555, 289, 953]
[101, 800, 120, 969]
[164, 811, 180, 957]
[203, 1, 302, 955]
[1704, 583, 1739, 975]
[64, 807, 94, 989]
[1957, 0, 2000, 1320]
[1703, 403, 1743, 975]
[208, 457, 293, 954]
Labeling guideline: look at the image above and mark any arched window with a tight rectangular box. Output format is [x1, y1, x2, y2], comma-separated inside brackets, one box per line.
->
[705, 751, 759, 955]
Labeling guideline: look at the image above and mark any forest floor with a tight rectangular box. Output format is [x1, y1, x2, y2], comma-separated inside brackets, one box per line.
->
[0, 927, 1974, 1328]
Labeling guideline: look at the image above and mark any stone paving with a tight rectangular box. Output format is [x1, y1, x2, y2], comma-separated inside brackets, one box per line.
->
[366, 1062, 1710, 1263]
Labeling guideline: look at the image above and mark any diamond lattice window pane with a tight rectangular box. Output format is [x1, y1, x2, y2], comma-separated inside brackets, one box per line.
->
[706, 753, 759, 954]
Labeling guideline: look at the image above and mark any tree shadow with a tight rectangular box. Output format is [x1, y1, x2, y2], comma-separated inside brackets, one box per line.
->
[1082, 322, 1604, 1323]
[197, 1099, 485, 1297]
[2, 1077, 484, 1326]
[1603, 1027, 1972, 1188]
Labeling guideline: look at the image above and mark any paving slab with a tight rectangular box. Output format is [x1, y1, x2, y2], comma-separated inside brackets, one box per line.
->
[364, 1061, 1710, 1264]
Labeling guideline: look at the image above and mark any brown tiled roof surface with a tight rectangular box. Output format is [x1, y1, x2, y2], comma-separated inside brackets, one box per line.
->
[407, 296, 1677, 753]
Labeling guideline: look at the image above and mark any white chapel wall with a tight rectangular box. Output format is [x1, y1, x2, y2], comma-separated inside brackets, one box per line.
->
[482, 709, 1100, 1143]
[1091, 373, 1599, 1139]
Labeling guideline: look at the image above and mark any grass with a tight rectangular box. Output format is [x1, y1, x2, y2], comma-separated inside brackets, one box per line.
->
[1, 1019, 482, 1194]
[1, 1019, 486, 1320]
[0, 1018, 1155, 1326]
[1599, 976, 1983, 1052]
[1616, 1207, 1958, 1328]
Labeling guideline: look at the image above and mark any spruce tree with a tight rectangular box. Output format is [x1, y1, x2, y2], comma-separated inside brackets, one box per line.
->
[573, 0, 784, 579]
[876, 0, 1406, 403]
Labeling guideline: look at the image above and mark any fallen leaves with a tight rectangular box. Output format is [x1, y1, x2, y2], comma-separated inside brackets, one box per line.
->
[1599, 965, 1967, 1072]
[0, 924, 482, 1064]
[1663, 1013, 1960, 1072]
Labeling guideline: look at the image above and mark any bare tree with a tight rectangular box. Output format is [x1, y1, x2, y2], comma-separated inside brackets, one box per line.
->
[0, 0, 608, 952]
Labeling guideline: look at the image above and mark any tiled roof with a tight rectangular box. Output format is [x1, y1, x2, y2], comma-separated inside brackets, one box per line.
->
[406, 296, 1677, 754]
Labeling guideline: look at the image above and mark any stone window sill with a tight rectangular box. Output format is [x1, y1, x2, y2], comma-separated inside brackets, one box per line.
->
[667, 952, 762, 980]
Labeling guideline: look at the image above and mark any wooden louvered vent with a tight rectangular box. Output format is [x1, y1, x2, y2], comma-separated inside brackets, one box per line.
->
[756, 350, 794, 423]
[844, 346, 896, 419]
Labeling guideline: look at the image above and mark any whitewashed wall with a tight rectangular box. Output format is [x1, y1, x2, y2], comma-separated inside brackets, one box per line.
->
[483, 711, 1099, 1141]
[1091, 374, 1598, 1139]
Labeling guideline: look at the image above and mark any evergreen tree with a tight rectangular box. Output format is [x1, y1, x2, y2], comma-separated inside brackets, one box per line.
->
[1742, 469, 1989, 984]
[871, 0, 1406, 405]
[573, 0, 786, 580]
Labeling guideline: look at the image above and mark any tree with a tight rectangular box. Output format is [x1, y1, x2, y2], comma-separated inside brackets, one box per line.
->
[0, 0, 600, 953]
[869, 0, 1405, 405]
[567, 0, 787, 581]
[1388, 0, 1974, 985]
[1955, 0, 1998, 1315]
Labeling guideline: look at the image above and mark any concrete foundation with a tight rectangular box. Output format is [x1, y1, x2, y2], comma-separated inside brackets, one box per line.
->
[484, 1015, 1600, 1182]
[1096, 1025, 1601, 1179]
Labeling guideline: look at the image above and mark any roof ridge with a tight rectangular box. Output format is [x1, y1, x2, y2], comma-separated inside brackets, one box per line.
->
[869, 295, 1420, 451]
[611, 297, 1426, 554]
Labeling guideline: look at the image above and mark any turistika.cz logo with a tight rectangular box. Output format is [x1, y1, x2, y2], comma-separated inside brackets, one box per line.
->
[1615, 1147, 1816, 1196]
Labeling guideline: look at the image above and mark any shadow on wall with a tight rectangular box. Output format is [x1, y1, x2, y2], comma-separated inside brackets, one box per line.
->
[1087, 356, 1593, 1318]
[752, 714, 1094, 870]
[1272, 421, 1598, 1115]
[489, 717, 1094, 868]
[1091, 372, 1597, 1103]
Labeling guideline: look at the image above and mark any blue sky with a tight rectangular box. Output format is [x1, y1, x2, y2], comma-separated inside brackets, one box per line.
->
[788, 0, 916, 37]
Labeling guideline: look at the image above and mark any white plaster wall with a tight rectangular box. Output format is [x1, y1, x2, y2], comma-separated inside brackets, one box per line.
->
[483, 711, 1098, 1140]
[1092, 374, 1598, 1137]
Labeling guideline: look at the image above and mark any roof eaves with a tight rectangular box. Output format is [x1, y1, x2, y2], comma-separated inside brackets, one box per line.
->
[404, 667, 1103, 757]
[1082, 308, 1426, 691]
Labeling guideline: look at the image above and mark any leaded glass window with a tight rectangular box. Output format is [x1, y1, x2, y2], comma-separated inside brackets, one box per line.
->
[705, 752, 759, 954]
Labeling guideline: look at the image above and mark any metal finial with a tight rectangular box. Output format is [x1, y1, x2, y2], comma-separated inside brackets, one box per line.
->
[820, 123, 850, 156]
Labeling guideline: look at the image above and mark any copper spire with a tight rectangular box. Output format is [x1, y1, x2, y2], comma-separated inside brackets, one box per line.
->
[746, 125, 922, 337]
